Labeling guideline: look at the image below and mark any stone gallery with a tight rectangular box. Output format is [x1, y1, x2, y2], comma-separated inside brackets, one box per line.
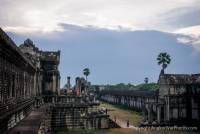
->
[0, 28, 109, 134]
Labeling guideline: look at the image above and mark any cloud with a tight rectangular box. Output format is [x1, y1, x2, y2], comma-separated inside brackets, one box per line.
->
[1, 0, 200, 86]
[176, 25, 200, 36]
[163, 4, 200, 29]
[175, 25, 200, 52]
[1, 0, 200, 52]
[7, 24, 200, 86]
[1, 0, 199, 33]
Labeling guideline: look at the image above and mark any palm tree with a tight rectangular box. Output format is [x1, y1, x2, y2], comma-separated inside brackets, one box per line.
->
[157, 52, 171, 74]
[144, 77, 149, 84]
[83, 68, 90, 80]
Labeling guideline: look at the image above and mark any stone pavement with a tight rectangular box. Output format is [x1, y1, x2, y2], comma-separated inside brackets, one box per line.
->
[8, 105, 48, 134]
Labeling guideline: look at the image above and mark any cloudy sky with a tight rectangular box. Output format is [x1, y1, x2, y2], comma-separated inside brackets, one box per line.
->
[1, 0, 200, 86]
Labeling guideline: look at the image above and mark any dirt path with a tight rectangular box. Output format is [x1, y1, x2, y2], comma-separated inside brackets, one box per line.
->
[110, 117, 140, 130]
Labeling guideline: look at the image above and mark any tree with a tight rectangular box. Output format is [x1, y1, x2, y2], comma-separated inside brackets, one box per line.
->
[83, 68, 90, 80]
[144, 77, 149, 84]
[157, 52, 171, 74]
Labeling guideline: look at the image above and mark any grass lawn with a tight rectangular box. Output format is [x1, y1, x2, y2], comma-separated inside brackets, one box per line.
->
[100, 102, 143, 126]
[56, 128, 199, 134]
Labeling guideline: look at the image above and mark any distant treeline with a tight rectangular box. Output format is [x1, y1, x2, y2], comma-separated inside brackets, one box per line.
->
[89, 83, 159, 92]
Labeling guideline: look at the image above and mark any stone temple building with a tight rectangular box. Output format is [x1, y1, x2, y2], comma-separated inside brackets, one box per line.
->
[0, 28, 60, 133]
[42, 76, 110, 131]
[99, 72, 200, 127]
[100, 89, 156, 112]
[0, 28, 110, 133]
[145, 73, 200, 126]
[75, 77, 89, 96]
[19, 38, 61, 95]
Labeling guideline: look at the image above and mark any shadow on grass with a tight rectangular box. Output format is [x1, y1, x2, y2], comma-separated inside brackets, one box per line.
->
[101, 102, 143, 116]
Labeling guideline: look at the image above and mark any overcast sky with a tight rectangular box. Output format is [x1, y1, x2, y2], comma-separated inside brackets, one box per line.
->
[1, 0, 200, 86]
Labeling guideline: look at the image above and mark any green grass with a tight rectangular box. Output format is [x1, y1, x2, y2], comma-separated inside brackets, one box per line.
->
[56, 128, 199, 134]
[100, 102, 143, 126]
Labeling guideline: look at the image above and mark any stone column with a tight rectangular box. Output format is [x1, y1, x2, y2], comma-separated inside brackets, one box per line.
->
[148, 105, 151, 122]
[23, 71, 26, 98]
[166, 97, 170, 121]
[57, 76, 60, 95]
[67, 76, 71, 90]
[157, 106, 161, 123]
[52, 97, 55, 103]
[52, 74, 56, 94]
[34, 73, 37, 96]
[39, 74, 42, 95]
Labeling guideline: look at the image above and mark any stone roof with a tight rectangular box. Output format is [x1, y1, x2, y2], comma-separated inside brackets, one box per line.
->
[161, 74, 200, 84]
[19, 38, 39, 52]
[99, 89, 157, 98]
[19, 39, 60, 65]
[40, 51, 60, 62]
[0, 28, 36, 69]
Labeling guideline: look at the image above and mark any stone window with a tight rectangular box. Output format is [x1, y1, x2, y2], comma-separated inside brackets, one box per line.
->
[192, 109, 198, 120]
[172, 108, 178, 119]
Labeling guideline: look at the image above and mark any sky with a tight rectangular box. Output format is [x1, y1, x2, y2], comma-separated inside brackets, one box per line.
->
[0, 0, 200, 87]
